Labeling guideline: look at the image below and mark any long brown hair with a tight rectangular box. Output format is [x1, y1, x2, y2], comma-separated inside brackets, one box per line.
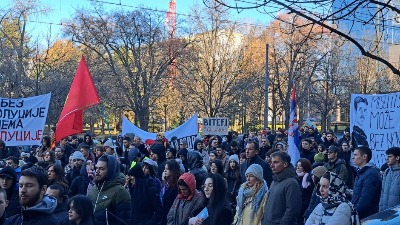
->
[164, 160, 181, 188]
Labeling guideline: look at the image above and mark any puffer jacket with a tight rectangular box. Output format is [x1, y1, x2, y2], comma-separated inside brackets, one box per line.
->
[305, 203, 352, 225]
[379, 164, 400, 211]
[351, 163, 382, 219]
[88, 155, 132, 225]
[167, 173, 206, 225]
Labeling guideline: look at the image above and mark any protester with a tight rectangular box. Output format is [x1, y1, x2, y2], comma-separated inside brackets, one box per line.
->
[305, 172, 353, 225]
[351, 146, 382, 219]
[226, 154, 241, 208]
[379, 147, 400, 211]
[193, 139, 209, 167]
[296, 158, 313, 225]
[0, 188, 8, 225]
[5, 166, 58, 224]
[128, 163, 162, 225]
[161, 160, 181, 225]
[55, 147, 68, 167]
[167, 173, 206, 225]
[46, 184, 69, 225]
[240, 140, 273, 187]
[47, 164, 69, 193]
[262, 151, 302, 225]
[324, 146, 348, 183]
[189, 173, 233, 225]
[68, 195, 94, 225]
[88, 155, 131, 225]
[187, 151, 208, 191]
[150, 144, 168, 179]
[233, 164, 268, 225]
[0, 167, 19, 218]
[67, 151, 89, 197]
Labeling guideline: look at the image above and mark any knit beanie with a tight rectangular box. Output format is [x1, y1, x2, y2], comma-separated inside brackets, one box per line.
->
[314, 152, 325, 163]
[312, 166, 327, 179]
[229, 154, 240, 165]
[71, 151, 85, 161]
[245, 164, 263, 181]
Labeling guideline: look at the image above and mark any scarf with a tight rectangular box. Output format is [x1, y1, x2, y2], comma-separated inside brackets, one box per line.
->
[236, 180, 268, 224]
[319, 172, 348, 209]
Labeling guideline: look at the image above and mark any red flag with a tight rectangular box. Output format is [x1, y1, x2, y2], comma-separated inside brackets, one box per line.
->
[56, 56, 100, 142]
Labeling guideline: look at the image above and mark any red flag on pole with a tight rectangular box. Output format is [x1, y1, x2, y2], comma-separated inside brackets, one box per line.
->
[55, 56, 100, 142]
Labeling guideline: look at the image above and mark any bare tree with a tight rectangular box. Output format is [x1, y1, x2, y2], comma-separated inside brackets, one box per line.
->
[205, 0, 400, 76]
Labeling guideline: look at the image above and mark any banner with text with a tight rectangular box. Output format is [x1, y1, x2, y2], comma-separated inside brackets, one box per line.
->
[0, 93, 51, 146]
[122, 114, 199, 149]
[202, 117, 229, 135]
[350, 92, 400, 167]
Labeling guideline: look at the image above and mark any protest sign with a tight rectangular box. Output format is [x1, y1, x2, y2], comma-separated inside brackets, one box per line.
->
[202, 117, 229, 135]
[0, 93, 51, 146]
[122, 114, 198, 149]
[350, 92, 400, 167]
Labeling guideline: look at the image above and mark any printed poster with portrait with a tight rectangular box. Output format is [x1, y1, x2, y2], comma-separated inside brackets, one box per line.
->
[350, 92, 400, 167]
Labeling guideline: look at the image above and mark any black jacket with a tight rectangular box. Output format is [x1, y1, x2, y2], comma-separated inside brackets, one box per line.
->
[240, 155, 273, 187]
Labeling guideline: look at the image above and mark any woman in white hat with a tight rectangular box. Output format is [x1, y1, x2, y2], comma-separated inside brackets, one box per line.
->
[233, 164, 268, 225]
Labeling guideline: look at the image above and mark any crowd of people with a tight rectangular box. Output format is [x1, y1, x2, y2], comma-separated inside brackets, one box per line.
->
[0, 126, 397, 225]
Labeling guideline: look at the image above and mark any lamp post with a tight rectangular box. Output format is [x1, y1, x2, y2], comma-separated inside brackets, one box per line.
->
[163, 104, 167, 131]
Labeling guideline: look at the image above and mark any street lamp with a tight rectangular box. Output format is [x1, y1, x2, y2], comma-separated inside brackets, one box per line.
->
[163, 104, 167, 131]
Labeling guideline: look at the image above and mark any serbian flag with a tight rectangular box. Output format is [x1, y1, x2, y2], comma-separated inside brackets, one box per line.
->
[287, 83, 300, 166]
[55, 56, 100, 142]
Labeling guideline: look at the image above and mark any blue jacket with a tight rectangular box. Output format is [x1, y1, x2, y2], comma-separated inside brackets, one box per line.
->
[351, 163, 382, 219]
[5, 195, 58, 225]
[379, 164, 400, 211]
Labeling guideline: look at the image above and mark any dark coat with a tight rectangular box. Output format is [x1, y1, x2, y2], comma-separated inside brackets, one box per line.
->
[53, 198, 69, 225]
[351, 163, 382, 219]
[5, 188, 20, 218]
[203, 205, 233, 225]
[68, 164, 89, 197]
[240, 155, 273, 187]
[161, 185, 179, 225]
[129, 177, 163, 225]
[300, 149, 316, 165]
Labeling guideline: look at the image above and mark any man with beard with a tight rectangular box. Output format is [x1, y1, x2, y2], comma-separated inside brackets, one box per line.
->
[88, 155, 131, 225]
[352, 96, 369, 148]
[54, 147, 68, 168]
[5, 166, 58, 225]
[338, 127, 351, 148]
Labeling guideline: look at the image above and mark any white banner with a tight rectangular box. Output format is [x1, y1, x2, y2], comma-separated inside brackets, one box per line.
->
[350, 92, 400, 167]
[122, 114, 199, 149]
[202, 117, 229, 135]
[0, 93, 51, 146]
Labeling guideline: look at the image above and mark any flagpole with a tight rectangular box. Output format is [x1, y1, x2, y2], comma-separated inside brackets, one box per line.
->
[99, 103, 112, 138]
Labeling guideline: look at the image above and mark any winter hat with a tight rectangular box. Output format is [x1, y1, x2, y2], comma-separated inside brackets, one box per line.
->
[177, 148, 188, 159]
[328, 146, 340, 153]
[245, 164, 263, 181]
[128, 163, 145, 178]
[312, 166, 327, 179]
[0, 166, 17, 181]
[128, 148, 140, 162]
[21, 152, 30, 158]
[166, 147, 177, 158]
[229, 154, 240, 165]
[150, 144, 166, 156]
[314, 152, 325, 163]
[103, 139, 113, 147]
[143, 158, 158, 169]
[71, 151, 85, 161]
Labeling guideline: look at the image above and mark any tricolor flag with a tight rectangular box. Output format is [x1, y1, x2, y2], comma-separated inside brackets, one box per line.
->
[55, 56, 100, 142]
[288, 83, 300, 166]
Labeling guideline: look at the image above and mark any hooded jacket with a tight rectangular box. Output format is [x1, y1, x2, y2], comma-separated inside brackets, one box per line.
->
[5, 195, 58, 225]
[187, 151, 208, 190]
[380, 164, 400, 211]
[167, 173, 206, 225]
[129, 164, 163, 225]
[193, 139, 209, 166]
[351, 162, 381, 219]
[53, 195, 69, 225]
[68, 163, 89, 197]
[88, 155, 132, 225]
[262, 165, 302, 225]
